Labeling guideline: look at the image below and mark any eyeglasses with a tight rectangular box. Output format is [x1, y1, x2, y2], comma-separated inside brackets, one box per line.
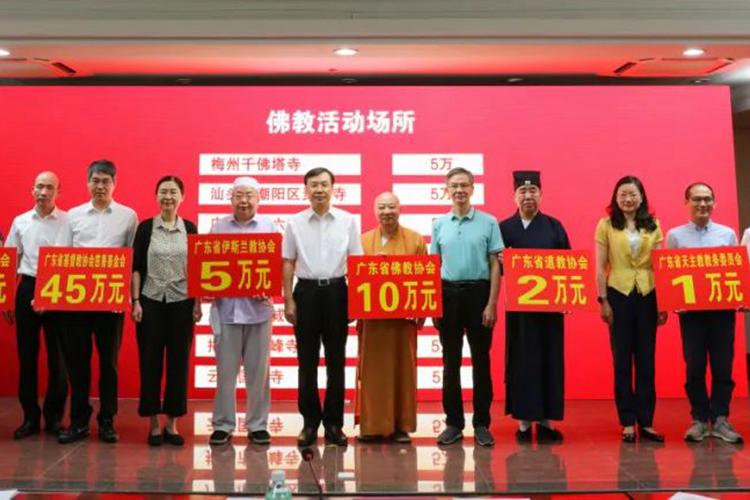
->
[448, 182, 472, 190]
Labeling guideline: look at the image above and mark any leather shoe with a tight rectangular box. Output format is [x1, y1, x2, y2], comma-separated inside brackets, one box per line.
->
[356, 434, 382, 443]
[297, 426, 318, 447]
[622, 429, 636, 443]
[537, 424, 563, 444]
[98, 420, 119, 443]
[324, 425, 348, 447]
[58, 425, 90, 444]
[13, 421, 40, 440]
[147, 432, 163, 447]
[639, 427, 665, 443]
[45, 421, 62, 436]
[515, 427, 532, 443]
[163, 429, 185, 446]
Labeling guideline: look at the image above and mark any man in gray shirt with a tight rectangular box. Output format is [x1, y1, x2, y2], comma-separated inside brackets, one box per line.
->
[666, 182, 743, 444]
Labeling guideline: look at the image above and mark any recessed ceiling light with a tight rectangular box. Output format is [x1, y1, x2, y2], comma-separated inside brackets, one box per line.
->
[334, 48, 358, 57]
[683, 48, 705, 57]
[0, 48, 10, 57]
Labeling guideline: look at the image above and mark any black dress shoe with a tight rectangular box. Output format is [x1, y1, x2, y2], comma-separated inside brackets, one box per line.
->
[639, 427, 665, 443]
[536, 424, 563, 444]
[515, 427, 532, 443]
[13, 421, 40, 440]
[324, 425, 348, 447]
[147, 432, 163, 447]
[98, 420, 119, 443]
[621, 430, 636, 443]
[58, 425, 90, 444]
[44, 421, 62, 436]
[297, 427, 318, 447]
[163, 429, 185, 446]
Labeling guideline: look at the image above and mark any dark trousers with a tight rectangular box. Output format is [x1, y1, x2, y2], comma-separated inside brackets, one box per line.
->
[136, 296, 195, 417]
[439, 280, 493, 429]
[607, 287, 657, 427]
[293, 279, 348, 429]
[15, 275, 67, 425]
[679, 310, 736, 422]
[61, 310, 124, 426]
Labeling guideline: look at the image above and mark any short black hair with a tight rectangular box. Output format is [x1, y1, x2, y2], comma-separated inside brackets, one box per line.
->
[445, 167, 474, 184]
[155, 175, 185, 195]
[304, 167, 335, 185]
[684, 182, 715, 201]
[87, 159, 116, 181]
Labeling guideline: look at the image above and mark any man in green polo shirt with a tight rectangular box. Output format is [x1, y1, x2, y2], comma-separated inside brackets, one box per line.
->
[431, 167, 503, 447]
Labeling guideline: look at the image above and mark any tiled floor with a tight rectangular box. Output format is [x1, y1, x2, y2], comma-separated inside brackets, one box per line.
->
[1, 398, 749, 496]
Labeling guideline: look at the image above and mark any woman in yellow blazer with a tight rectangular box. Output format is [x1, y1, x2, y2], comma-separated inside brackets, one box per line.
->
[595, 176, 667, 443]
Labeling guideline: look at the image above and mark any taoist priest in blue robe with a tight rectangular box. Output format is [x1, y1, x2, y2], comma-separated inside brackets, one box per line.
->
[499, 170, 570, 444]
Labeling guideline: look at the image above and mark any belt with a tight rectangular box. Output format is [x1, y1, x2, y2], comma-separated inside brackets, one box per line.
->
[297, 276, 346, 287]
[442, 279, 489, 288]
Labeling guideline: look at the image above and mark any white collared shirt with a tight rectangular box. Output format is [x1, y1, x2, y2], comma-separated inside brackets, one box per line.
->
[68, 199, 138, 248]
[5, 207, 72, 276]
[282, 206, 363, 279]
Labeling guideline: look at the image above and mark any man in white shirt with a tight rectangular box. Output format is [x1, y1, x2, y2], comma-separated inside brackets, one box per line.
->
[282, 167, 363, 447]
[58, 159, 138, 444]
[4, 171, 71, 439]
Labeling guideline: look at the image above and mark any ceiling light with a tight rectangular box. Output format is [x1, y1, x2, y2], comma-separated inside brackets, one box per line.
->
[683, 48, 705, 57]
[334, 48, 358, 57]
[0, 48, 10, 57]
[507, 77, 524, 83]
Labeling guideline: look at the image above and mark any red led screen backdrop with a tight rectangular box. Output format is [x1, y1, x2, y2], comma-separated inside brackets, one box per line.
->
[0, 86, 742, 400]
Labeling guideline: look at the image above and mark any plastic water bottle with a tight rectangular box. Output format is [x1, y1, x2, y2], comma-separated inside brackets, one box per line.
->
[265, 470, 292, 500]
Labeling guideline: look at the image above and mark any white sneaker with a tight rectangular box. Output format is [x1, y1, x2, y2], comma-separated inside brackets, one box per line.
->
[684, 421, 709, 442]
[712, 417, 743, 444]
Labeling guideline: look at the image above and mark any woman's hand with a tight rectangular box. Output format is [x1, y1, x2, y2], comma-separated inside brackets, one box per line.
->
[131, 301, 143, 323]
[599, 299, 613, 325]
[657, 311, 668, 326]
[192, 300, 203, 323]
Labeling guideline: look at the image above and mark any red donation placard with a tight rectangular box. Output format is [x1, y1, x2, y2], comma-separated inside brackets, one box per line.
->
[347, 255, 442, 320]
[0, 248, 18, 311]
[504, 248, 598, 312]
[188, 233, 282, 298]
[653, 246, 750, 311]
[35, 247, 132, 311]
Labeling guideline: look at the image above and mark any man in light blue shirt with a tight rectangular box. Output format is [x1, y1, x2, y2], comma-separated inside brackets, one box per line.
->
[208, 176, 276, 447]
[430, 167, 503, 447]
[666, 182, 743, 444]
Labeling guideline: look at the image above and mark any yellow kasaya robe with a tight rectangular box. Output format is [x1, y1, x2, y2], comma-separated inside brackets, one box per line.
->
[356, 225, 427, 436]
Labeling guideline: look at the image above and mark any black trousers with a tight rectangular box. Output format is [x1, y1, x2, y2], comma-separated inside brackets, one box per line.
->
[679, 310, 736, 422]
[439, 280, 493, 429]
[607, 287, 657, 427]
[136, 296, 195, 417]
[15, 275, 67, 425]
[293, 279, 348, 429]
[504, 311, 565, 421]
[61, 310, 124, 426]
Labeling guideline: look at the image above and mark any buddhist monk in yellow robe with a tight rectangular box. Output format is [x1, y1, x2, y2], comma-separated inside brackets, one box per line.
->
[356, 192, 427, 443]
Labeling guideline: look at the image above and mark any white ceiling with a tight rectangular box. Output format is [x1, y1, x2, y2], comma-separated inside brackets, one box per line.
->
[3, 0, 750, 109]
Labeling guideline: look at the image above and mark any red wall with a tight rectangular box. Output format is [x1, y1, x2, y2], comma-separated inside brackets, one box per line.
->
[0, 86, 743, 401]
